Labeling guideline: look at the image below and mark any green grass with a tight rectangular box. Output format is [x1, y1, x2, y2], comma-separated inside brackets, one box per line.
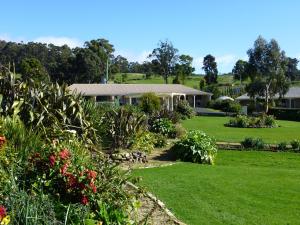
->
[112, 73, 242, 89]
[182, 116, 300, 144]
[134, 150, 300, 225]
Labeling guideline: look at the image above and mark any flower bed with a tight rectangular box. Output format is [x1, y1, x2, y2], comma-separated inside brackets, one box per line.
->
[225, 114, 278, 128]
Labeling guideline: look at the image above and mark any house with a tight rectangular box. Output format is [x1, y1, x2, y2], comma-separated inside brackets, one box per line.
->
[236, 87, 300, 109]
[69, 84, 212, 110]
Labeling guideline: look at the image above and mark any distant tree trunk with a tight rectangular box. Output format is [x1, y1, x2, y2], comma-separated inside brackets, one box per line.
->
[164, 74, 168, 84]
[265, 82, 271, 113]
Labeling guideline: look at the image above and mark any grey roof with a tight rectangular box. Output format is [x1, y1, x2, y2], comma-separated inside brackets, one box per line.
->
[236, 87, 300, 100]
[68, 84, 212, 96]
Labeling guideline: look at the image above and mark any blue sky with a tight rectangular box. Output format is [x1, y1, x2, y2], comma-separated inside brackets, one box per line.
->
[1, 0, 300, 73]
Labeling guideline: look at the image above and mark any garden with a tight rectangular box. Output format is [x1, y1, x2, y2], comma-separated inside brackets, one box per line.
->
[1, 66, 300, 224]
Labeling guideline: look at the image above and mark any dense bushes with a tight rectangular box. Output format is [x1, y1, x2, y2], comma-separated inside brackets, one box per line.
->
[102, 106, 147, 150]
[268, 108, 300, 122]
[226, 114, 277, 128]
[0, 118, 136, 224]
[209, 100, 241, 113]
[139, 92, 161, 115]
[241, 137, 265, 149]
[171, 130, 217, 164]
[291, 140, 300, 151]
[174, 100, 195, 119]
[149, 118, 176, 138]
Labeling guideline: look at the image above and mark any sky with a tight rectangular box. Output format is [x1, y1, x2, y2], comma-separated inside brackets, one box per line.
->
[1, 0, 300, 73]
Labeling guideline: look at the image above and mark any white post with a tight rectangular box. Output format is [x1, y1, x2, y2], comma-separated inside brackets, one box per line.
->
[129, 97, 132, 105]
[193, 95, 196, 108]
[288, 98, 292, 108]
[170, 94, 174, 111]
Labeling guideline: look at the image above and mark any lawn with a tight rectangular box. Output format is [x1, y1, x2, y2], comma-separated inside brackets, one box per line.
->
[134, 150, 300, 225]
[182, 116, 300, 144]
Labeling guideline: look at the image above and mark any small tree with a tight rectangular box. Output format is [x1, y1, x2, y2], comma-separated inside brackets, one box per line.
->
[139, 92, 161, 115]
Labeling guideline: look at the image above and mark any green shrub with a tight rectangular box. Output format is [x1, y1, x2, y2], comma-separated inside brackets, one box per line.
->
[174, 123, 187, 138]
[155, 109, 181, 124]
[153, 133, 168, 148]
[268, 108, 300, 122]
[139, 92, 161, 115]
[175, 100, 195, 119]
[291, 140, 300, 151]
[150, 118, 176, 138]
[103, 106, 147, 149]
[241, 137, 265, 149]
[278, 142, 288, 151]
[209, 100, 241, 113]
[131, 131, 155, 153]
[171, 130, 217, 164]
[226, 114, 277, 128]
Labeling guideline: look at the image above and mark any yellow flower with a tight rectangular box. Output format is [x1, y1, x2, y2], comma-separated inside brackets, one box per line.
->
[0, 215, 10, 225]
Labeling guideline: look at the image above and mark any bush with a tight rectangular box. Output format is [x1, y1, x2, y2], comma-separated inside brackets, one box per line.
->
[291, 140, 300, 151]
[209, 100, 241, 113]
[175, 100, 195, 119]
[171, 130, 217, 164]
[155, 109, 181, 124]
[268, 108, 300, 122]
[149, 118, 176, 138]
[139, 92, 161, 115]
[226, 114, 277, 128]
[174, 123, 187, 139]
[153, 133, 168, 148]
[241, 137, 265, 149]
[131, 131, 156, 153]
[278, 142, 288, 151]
[103, 106, 147, 149]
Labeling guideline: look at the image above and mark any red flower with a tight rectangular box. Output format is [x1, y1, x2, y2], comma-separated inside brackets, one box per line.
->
[60, 163, 69, 175]
[0, 205, 6, 219]
[86, 170, 97, 180]
[0, 136, 6, 148]
[59, 148, 71, 160]
[49, 155, 56, 167]
[78, 182, 86, 190]
[90, 181, 97, 193]
[66, 173, 78, 188]
[81, 195, 89, 205]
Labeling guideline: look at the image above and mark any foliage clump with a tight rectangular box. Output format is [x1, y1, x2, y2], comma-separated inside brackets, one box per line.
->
[139, 92, 161, 115]
[241, 137, 265, 149]
[175, 100, 195, 119]
[171, 130, 217, 164]
[226, 114, 277, 128]
[209, 100, 241, 113]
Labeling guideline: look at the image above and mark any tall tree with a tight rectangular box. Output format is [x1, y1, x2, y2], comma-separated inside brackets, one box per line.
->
[85, 39, 115, 81]
[232, 59, 249, 84]
[20, 58, 49, 82]
[285, 57, 299, 81]
[149, 40, 178, 84]
[202, 54, 218, 85]
[174, 54, 195, 84]
[246, 36, 289, 112]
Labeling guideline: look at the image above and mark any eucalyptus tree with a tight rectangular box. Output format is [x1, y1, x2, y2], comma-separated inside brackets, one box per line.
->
[149, 40, 179, 84]
[202, 54, 218, 85]
[246, 36, 289, 112]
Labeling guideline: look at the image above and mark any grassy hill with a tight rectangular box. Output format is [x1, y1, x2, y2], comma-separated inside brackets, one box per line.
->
[111, 73, 238, 89]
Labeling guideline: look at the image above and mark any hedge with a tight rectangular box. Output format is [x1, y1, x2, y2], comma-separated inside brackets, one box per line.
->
[268, 108, 300, 122]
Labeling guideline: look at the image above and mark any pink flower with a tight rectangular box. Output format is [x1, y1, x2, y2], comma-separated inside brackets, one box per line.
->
[49, 155, 56, 167]
[81, 195, 89, 205]
[0, 205, 6, 219]
[60, 163, 69, 175]
[66, 173, 78, 188]
[59, 148, 71, 160]
[90, 181, 97, 193]
[86, 170, 97, 180]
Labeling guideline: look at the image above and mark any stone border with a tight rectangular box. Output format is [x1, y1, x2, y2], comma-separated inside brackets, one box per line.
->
[126, 182, 187, 225]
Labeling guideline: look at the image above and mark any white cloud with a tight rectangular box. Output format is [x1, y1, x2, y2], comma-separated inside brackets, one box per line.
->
[33, 36, 83, 48]
[0, 33, 83, 48]
[215, 54, 237, 66]
[115, 50, 151, 63]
